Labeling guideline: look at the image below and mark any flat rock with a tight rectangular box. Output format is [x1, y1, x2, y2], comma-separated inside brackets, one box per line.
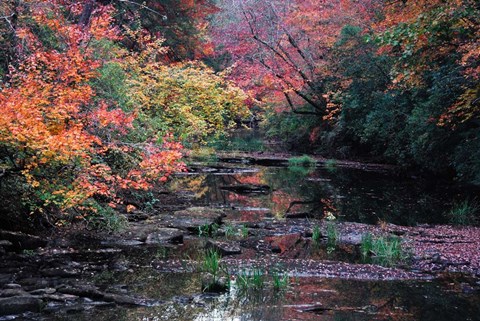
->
[168, 207, 225, 231]
[0, 296, 41, 316]
[145, 228, 184, 245]
[206, 240, 241, 255]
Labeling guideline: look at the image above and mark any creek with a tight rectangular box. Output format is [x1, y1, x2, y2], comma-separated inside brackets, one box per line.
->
[0, 158, 479, 320]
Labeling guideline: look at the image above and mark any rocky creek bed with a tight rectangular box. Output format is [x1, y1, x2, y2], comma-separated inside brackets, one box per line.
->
[1, 157, 479, 320]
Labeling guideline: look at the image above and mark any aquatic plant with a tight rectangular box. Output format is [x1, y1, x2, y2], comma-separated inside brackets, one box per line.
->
[198, 223, 220, 237]
[288, 155, 316, 167]
[446, 199, 478, 226]
[271, 270, 289, 291]
[360, 233, 409, 266]
[240, 224, 249, 238]
[237, 268, 265, 290]
[224, 224, 236, 239]
[326, 221, 338, 249]
[202, 249, 222, 280]
[312, 225, 322, 244]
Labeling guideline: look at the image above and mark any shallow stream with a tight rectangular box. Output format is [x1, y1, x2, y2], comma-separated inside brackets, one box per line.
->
[2, 161, 479, 321]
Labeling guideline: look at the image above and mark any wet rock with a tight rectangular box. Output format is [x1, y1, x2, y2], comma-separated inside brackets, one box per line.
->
[0, 289, 29, 297]
[40, 267, 81, 277]
[101, 239, 144, 247]
[102, 293, 159, 306]
[43, 293, 79, 301]
[220, 184, 271, 195]
[0, 296, 41, 316]
[57, 285, 104, 299]
[29, 288, 56, 295]
[145, 228, 184, 245]
[0, 230, 47, 251]
[206, 240, 241, 255]
[4, 284, 21, 290]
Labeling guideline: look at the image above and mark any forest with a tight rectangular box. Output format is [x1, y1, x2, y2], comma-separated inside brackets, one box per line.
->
[0, 0, 479, 320]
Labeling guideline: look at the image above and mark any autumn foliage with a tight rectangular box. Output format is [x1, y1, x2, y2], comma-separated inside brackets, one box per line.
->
[0, 0, 248, 227]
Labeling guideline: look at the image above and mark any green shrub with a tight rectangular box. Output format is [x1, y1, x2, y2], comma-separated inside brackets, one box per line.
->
[288, 155, 316, 167]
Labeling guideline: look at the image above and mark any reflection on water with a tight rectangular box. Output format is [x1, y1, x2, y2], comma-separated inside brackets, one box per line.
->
[175, 165, 478, 226]
[44, 276, 480, 321]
